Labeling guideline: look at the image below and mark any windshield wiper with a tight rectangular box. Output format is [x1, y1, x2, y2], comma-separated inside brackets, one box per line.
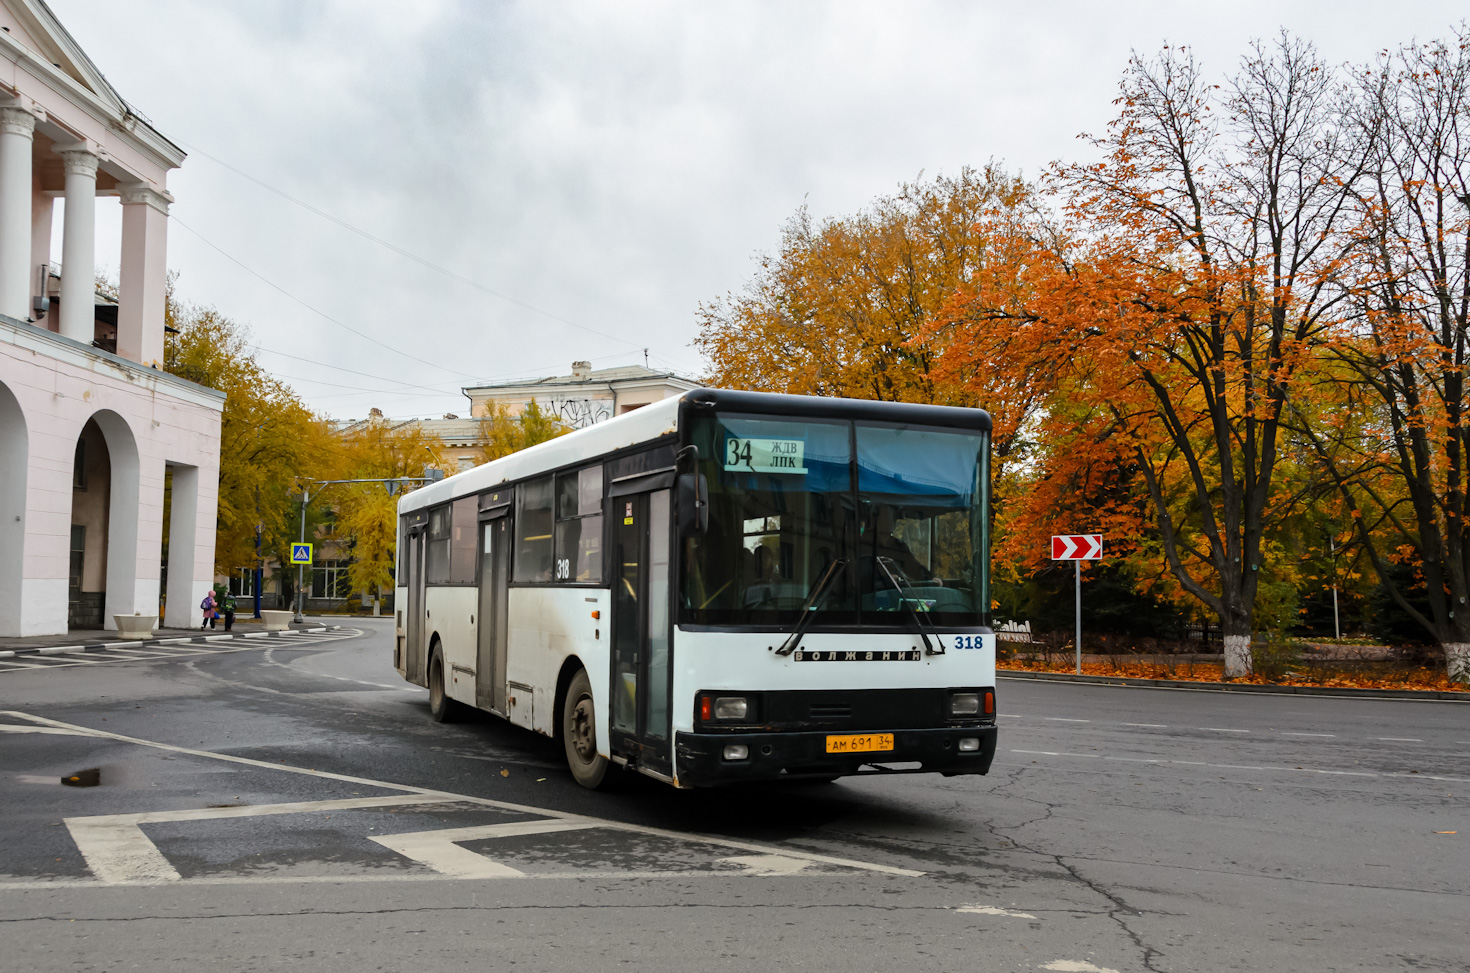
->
[772, 559, 847, 656]
[876, 557, 946, 655]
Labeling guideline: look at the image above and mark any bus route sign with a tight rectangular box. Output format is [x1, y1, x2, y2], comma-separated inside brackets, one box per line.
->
[289, 543, 313, 565]
[723, 437, 807, 474]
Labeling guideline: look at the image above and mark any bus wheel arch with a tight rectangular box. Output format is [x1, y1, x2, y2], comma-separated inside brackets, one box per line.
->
[552, 656, 587, 748]
[427, 638, 458, 723]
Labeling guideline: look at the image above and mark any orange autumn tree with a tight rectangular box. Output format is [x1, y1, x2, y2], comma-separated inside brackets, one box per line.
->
[1299, 29, 1470, 682]
[697, 166, 1054, 516]
[930, 37, 1358, 675]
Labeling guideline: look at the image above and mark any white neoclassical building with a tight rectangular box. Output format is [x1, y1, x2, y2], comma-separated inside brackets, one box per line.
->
[0, 1, 221, 636]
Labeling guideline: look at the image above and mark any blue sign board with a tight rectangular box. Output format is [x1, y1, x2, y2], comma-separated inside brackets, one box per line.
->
[289, 543, 313, 565]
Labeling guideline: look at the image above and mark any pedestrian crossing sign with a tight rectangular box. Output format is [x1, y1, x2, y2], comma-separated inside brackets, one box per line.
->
[290, 543, 313, 565]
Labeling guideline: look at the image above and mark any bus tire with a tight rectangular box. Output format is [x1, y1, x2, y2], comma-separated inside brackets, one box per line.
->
[562, 668, 611, 789]
[428, 647, 458, 723]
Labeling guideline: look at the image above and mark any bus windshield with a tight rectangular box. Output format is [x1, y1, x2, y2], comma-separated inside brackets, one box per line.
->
[680, 412, 989, 627]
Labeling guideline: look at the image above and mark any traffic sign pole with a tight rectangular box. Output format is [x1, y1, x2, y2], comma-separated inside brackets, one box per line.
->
[294, 489, 309, 624]
[1075, 560, 1082, 674]
[1051, 534, 1103, 674]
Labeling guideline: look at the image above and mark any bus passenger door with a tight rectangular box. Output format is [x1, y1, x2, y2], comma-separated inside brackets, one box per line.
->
[610, 488, 673, 777]
[477, 512, 511, 714]
[405, 524, 428, 685]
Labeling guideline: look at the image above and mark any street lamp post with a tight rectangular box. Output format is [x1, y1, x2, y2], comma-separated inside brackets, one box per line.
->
[291, 472, 444, 625]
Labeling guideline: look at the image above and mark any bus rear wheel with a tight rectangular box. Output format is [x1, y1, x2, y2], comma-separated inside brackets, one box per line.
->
[428, 648, 458, 723]
[562, 669, 611, 789]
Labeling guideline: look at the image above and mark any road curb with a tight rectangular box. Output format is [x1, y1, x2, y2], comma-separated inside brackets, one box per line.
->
[997, 668, 1470, 702]
[0, 625, 345, 659]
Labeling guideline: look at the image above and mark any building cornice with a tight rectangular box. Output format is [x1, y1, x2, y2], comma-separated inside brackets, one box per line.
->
[0, 23, 185, 172]
[0, 313, 225, 410]
[463, 374, 699, 398]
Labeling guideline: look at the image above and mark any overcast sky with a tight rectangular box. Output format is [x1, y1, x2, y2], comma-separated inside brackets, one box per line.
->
[48, 0, 1470, 420]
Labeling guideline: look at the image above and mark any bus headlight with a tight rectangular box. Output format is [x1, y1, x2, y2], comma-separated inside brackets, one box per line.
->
[715, 697, 749, 720]
[949, 692, 980, 716]
[723, 744, 749, 761]
[958, 737, 980, 752]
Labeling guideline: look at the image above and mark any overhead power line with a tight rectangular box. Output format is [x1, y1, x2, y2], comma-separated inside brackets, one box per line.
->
[173, 217, 481, 380]
[177, 140, 641, 350]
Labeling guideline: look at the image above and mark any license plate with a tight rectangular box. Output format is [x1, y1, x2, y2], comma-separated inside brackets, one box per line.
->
[826, 732, 894, 754]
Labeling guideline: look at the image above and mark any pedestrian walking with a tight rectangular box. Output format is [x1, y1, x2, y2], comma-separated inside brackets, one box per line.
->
[200, 590, 217, 630]
[223, 591, 237, 631]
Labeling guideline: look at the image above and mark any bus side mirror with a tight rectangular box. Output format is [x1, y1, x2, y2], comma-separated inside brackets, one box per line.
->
[677, 473, 708, 537]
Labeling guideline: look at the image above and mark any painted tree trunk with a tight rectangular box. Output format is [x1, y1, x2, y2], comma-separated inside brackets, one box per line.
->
[1223, 635, 1253, 679]
[1445, 644, 1470, 686]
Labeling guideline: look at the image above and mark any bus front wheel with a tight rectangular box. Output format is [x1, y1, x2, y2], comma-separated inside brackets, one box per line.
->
[562, 669, 611, 789]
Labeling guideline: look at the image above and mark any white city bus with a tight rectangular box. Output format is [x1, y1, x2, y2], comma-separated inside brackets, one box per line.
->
[394, 389, 997, 789]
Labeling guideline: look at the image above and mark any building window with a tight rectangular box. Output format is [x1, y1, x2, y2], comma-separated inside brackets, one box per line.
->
[514, 476, 555, 582]
[311, 560, 353, 599]
[554, 466, 603, 583]
[427, 505, 451, 584]
[229, 569, 255, 597]
[457, 457, 475, 472]
[69, 525, 85, 597]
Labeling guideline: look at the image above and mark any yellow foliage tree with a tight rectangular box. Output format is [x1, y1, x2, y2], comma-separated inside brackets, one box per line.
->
[476, 399, 568, 464]
[164, 289, 329, 579]
[329, 416, 442, 606]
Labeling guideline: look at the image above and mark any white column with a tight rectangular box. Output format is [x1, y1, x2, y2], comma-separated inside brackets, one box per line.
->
[55, 143, 98, 344]
[0, 106, 36, 321]
[116, 182, 172, 366]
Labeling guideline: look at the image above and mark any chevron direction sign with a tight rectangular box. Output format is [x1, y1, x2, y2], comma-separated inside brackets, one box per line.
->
[1051, 534, 1103, 560]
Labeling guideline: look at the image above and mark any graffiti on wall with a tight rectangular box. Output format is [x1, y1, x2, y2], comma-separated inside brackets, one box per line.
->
[552, 395, 614, 429]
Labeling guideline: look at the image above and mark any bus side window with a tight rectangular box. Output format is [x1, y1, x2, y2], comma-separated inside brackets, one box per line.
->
[515, 477, 555, 583]
[555, 466, 604, 583]
[449, 496, 478, 583]
[427, 505, 451, 584]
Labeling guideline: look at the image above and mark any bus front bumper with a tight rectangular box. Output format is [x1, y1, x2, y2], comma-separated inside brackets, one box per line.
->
[673, 725, 997, 787]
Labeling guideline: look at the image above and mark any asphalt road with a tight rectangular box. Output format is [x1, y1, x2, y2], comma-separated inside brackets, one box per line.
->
[1, 618, 1465, 973]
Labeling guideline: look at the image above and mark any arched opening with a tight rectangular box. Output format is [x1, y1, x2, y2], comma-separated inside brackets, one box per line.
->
[0, 379, 27, 636]
[68, 410, 140, 630]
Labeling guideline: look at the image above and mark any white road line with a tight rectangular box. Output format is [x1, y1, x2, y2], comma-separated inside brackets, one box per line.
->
[957, 904, 1038, 919]
[1042, 961, 1121, 973]
[153, 638, 192, 644]
[371, 819, 597, 879]
[997, 714, 1022, 718]
[0, 868, 873, 891]
[1200, 727, 1250, 733]
[721, 855, 815, 876]
[0, 725, 91, 736]
[1377, 737, 1423, 742]
[1282, 732, 1335, 738]
[1010, 748, 1467, 782]
[1012, 749, 1094, 758]
[1044, 718, 1090, 723]
[0, 631, 362, 673]
[67, 795, 463, 884]
[204, 634, 234, 642]
[38, 645, 85, 654]
[6, 709, 926, 884]
[1121, 723, 1167, 728]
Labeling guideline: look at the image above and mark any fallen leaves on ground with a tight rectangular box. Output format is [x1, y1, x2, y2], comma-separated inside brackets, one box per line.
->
[997, 659, 1466, 693]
